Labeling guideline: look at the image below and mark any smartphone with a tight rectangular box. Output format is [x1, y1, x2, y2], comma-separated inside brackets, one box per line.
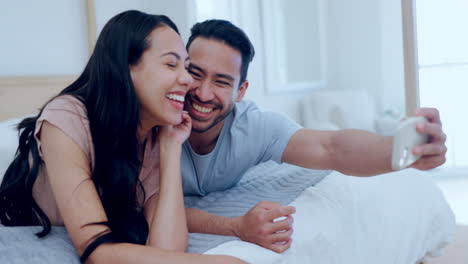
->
[391, 116, 429, 170]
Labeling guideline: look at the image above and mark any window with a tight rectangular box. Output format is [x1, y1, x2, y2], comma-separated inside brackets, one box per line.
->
[416, 0, 468, 167]
[191, 0, 237, 22]
[190, 0, 325, 95]
[260, 0, 325, 94]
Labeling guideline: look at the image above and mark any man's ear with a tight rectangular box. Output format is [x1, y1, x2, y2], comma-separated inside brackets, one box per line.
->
[235, 80, 249, 102]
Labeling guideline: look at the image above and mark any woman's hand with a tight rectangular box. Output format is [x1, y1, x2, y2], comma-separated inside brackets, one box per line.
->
[159, 111, 192, 146]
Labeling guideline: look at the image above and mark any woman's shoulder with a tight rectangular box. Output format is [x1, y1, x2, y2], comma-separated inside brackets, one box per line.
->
[35, 95, 94, 164]
[42, 95, 87, 120]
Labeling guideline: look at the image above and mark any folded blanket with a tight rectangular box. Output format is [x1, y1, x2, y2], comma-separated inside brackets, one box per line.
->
[0, 226, 79, 264]
[185, 161, 330, 253]
[0, 161, 329, 263]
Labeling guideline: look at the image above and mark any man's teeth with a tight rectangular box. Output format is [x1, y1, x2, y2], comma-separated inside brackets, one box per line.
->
[166, 94, 185, 102]
[193, 103, 213, 113]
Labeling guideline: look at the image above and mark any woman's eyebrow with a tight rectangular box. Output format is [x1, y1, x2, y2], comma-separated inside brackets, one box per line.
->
[161, 52, 189, 61]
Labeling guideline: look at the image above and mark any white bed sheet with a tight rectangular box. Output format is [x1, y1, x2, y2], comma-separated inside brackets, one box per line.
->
[205, 169, 456, 264]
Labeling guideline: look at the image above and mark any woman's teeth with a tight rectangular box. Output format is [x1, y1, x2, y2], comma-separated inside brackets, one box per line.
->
[166, 94, 185, 102]
[193, 103, 213, 113]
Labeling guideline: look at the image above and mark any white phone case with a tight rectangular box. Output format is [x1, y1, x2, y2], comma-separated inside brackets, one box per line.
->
[391, 116, 429, 170]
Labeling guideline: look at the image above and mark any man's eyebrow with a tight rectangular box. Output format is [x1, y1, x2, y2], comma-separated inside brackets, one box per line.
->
[215, 73, 235, 82]
[161, 52, 190, 61]
[188, 63, 206, 74]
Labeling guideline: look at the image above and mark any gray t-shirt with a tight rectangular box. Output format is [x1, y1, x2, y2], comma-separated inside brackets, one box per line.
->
[181, 100, 302, 196]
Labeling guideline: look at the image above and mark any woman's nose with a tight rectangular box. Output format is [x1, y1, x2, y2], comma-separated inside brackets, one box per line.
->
[179, 68, 193, 88]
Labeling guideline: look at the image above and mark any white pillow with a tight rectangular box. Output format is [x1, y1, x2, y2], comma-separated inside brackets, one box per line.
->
[301, 89, 377, 132]
[0, 118, 21, 181]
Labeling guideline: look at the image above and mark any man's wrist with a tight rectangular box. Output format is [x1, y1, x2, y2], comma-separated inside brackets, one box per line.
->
[227, 216, 242, 238]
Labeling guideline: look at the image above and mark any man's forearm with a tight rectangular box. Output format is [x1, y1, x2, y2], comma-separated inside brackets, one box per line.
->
[331, 129, 393, 176]
[186, 208, 239, 237]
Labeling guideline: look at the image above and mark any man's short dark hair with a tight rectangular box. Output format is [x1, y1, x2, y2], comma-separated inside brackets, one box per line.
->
[187, 19, 255, 86]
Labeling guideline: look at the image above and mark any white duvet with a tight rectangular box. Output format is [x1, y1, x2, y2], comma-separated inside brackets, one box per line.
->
[205, 169, 456, 264]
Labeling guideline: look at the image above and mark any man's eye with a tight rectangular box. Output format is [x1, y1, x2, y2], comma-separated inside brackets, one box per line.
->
[216, 80, 230, 86]
[189, 70, 201, 78]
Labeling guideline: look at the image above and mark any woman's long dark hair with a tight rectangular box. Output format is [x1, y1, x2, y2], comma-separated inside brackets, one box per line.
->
[0, 10, 178, 262]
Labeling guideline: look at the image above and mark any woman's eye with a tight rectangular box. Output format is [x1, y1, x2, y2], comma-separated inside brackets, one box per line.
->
[167, 63, 177, 68]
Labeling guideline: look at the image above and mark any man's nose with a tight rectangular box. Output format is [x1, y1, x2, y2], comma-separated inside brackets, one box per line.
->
[194, 81, 215, 102]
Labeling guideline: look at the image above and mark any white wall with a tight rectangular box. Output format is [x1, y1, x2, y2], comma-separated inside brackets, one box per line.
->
[325, 0, 381, 96]
[324, 0, 405, 115]
[95, 0, 190, 41]
[187, 0, 306, 123]
[0, 0, 406, 123]
[237, 0, 406, 122]
[94, 0, 148, 35]
[0, 0, 190, 77]
[0, 0, 88, 76]
[380, 0, 405, 116]
[221, 0, 320, 123]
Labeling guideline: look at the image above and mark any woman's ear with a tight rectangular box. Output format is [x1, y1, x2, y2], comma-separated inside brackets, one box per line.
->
[129, 64, 139, 83]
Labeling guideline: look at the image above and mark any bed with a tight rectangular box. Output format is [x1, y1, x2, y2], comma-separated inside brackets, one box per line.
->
[0, 117, 456, 264]
[202, 168, 456, 264]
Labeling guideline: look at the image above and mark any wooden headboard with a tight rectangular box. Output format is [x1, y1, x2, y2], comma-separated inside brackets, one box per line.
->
[0, 0, 96, 122]
[0, 76, 76, 121]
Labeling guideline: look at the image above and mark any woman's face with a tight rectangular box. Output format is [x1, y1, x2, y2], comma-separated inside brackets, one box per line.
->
[130, 26, 192, 127]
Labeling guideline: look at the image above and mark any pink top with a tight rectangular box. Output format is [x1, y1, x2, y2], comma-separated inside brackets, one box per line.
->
[32, 95, 160, 225]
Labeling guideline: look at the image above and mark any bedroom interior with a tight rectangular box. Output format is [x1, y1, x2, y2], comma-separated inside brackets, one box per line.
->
[0, 0, 466, 263]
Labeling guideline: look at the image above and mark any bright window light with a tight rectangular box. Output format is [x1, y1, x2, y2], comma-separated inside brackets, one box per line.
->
[417, 0, 468, 167]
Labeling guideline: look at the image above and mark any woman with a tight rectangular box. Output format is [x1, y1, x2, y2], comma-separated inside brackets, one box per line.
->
[0, 10, 245, 264]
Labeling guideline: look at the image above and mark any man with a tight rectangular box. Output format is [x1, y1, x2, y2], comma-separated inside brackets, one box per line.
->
[181, 20, 447, 253]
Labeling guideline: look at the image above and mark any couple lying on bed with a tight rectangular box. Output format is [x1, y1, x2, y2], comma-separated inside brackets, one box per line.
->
[0, 10, 447, 264]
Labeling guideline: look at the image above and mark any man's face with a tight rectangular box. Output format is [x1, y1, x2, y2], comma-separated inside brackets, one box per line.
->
[185, 37, 248, 133]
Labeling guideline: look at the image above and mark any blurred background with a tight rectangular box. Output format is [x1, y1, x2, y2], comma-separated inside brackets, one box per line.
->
[0, 0, 466, 219]
[0, 2, 467, 261]
[1, 0, 466, 167]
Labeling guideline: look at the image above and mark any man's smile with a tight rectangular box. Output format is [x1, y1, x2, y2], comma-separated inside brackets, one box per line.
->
[185, 94, 223, 121]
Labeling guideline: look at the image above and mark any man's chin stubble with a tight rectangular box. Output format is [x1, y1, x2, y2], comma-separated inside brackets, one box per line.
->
[190, 109, 233, 133]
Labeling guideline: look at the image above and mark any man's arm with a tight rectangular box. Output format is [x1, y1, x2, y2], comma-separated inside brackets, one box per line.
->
[186, 208, 238, 237]
[282, 108, 446, 175]
[186, 201, 295, 253]
[282, 128, 393, 176]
